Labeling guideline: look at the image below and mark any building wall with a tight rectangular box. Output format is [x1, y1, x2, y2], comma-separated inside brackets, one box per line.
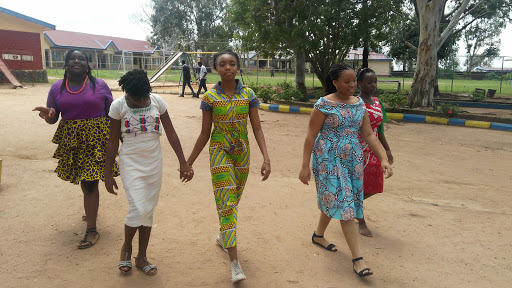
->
[0, 12, 51, 69]
[0, 29, 43, 70]
[369, 61, 391, 76]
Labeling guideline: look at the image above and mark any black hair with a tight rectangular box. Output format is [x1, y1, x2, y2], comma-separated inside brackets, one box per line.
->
[61, 49, 96, 92]
[213, 49, 240, 70]
[118, 69, 152, 101]
[356, 67, 376, 82]
[198, 61, 202, 66]
[324, 63, 352, 95]
[182, 60, 186, 65]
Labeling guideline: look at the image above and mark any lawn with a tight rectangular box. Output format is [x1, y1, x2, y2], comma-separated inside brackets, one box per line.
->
[46, 69, 512, 97]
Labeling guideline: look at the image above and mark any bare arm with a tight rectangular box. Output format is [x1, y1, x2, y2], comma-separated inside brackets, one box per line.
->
[104, 118, 121, 195]
[32, 106, 59, 124]
[360, 112, 393, 178]
[249, 107, 271, 181]
[378, 132, 393, 165]
[299, 108, 326, 185]
[186, 110, 213, 167]
[161, 111, 193, 182]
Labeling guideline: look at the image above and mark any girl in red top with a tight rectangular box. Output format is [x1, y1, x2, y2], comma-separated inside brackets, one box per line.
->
[356, 68, 394, 237]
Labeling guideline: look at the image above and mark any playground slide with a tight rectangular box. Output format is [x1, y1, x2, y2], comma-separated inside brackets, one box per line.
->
[149, 51, 184, 83]
[0, 59, 22, 88]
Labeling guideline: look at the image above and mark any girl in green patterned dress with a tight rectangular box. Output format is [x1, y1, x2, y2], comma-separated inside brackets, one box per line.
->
[186, 50, 271, 283]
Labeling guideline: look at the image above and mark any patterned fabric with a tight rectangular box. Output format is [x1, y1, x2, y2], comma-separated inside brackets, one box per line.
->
[358, 97, 386, 194]
[312, 97, 366, 220]
[109, 93, 167, 138]
[52, 117, 120, 184]
[201, 80, 259, 248]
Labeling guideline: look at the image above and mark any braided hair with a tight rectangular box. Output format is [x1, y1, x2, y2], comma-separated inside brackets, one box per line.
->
[212, 49, 241, 70]
[356, 67, 375, 83]
[60, 49, 96, 92]
[118, 69, 152, 101]
[324, 63, 352, 95]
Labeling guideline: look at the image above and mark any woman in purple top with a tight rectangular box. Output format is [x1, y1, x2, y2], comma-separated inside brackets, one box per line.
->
[33, 49, 120, 249]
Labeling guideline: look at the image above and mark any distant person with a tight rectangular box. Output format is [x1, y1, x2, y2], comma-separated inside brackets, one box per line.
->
[356, 67, 394, 237]
[270, 68, 275, 78]
[180, 60, 196, 97]
[299, 63, 393, 277]
[196, 61, 208, 97]
[32, 48, 120, 249]
[104, 69, 193, 275]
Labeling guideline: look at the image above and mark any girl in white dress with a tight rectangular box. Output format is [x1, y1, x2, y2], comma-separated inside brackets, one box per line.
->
[104, 69, 193, 276]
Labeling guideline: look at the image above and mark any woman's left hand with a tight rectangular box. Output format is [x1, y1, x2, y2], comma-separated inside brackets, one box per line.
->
[261, 161, 271, 181]
[179, 163, 194, 182]
[386, 150, 394, 165]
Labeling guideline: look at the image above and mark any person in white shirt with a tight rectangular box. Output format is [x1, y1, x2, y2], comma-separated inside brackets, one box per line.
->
[196, 61, 208, 98]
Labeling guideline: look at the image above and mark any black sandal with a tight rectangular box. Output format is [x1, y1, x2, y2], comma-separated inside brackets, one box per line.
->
[352, 257, 373, 277]
[311, 232, 337, 252]
[77, 227, 100, 249]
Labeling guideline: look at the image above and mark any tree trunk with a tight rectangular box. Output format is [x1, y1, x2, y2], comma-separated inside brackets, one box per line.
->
[295, 49, 308, 101]
[362, 0, 369, 69]
[408, 1, 443, 108]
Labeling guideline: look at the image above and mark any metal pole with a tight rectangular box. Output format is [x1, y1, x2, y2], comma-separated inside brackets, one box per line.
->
[256, 53, 259, 86]
[451, 56, 454, 92]
[500, 56, 504, 93]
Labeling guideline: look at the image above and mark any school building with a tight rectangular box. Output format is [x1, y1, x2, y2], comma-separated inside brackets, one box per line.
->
[345, 48, 393, 76]
[0, 6, 55, 83]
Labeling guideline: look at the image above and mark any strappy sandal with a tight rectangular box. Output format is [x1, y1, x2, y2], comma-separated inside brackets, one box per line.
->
[118, 246, 132, 273]
[312, 232, 337, 252]
[134, 256, 157, 276]
[352, 257, 373, 277]
[77, 227, 100, 249]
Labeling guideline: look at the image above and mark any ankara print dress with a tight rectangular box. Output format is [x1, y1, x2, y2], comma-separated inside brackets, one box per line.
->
[358, 97, 387, 194]
[200, 80, 260, 248]
[312, 97, 366, 220]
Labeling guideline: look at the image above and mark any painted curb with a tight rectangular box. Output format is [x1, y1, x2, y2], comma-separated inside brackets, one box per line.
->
[259, 103, 512, 132]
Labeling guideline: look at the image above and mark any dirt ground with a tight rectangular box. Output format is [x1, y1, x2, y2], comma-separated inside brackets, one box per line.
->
[1, 82, 512, 288]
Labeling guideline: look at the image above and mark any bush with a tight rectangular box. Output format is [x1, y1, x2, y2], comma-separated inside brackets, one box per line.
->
[436, 102, 461, 117]
[379, 93, 408, 111]
[276, 81, 302, 105]
[484, 72, 501, 81]
[472, 89, 486, 102]
[258, 86, 276, 104]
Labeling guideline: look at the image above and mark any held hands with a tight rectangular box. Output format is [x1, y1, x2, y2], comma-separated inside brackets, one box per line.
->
[32, 106, 55, 119]
[299, 166, 311, 185]
[261, 161, 271, 181]
[104, 175, 118, 195]
[178, 163, 194, 182]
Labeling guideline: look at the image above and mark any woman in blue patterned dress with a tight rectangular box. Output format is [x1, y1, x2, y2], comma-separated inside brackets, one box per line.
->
[299, 63, 393, 277]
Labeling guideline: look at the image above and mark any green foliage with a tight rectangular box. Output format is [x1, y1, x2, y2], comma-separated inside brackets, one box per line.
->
[276, 81, 301, 106]
[248, 82, 275, 104]
[484, 72, 501, 81]
[379, 93, 408, 111]
[436, 102, 461, 117]
[472, 89, 486, 102]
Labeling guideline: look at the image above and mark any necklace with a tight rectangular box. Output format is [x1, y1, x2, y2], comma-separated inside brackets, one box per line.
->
[66, 75, 89, 94]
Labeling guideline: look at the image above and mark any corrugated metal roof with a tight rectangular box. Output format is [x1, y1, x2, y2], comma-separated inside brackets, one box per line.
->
[0, 6, 55, 30]
[44, 30, 157, 54]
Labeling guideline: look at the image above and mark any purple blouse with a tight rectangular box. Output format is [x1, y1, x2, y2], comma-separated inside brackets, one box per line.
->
[46, 78, 113, 120]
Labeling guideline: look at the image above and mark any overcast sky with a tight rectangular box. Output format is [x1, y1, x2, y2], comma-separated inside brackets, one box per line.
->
[2, 0, 511, 66]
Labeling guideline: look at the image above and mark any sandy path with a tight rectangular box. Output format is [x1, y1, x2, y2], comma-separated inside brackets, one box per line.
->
[1, 83, 511, 288]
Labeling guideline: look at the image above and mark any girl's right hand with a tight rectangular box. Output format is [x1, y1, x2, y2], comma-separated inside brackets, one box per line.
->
[381, 161, 393, 179]
[32, 106, 55, 119]
[104, 176, 118, 195]
[299, 167, 311, 185]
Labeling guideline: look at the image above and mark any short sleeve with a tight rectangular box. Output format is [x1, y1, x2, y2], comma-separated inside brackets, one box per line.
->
[109, 97, 123, 120]
[200, 92, 214, 111]
[247, 88, 260, 108]
[313, 97, 330, 115]
[378, 104, 387, 134]
[152, 94, 168, 114]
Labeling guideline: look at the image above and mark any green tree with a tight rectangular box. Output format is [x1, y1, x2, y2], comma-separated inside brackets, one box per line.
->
[408, 0, 512, 108]
[230, 0, 363, 98]
[463, 19, 505, 72]
[148, 0, 233, 51]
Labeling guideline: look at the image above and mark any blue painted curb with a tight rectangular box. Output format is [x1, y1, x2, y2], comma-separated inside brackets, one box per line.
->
[268, 104, 280, 112]
[403, 114, 426, 123]
[448, 118, 466, 126]
[490, 123, 512, 131]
